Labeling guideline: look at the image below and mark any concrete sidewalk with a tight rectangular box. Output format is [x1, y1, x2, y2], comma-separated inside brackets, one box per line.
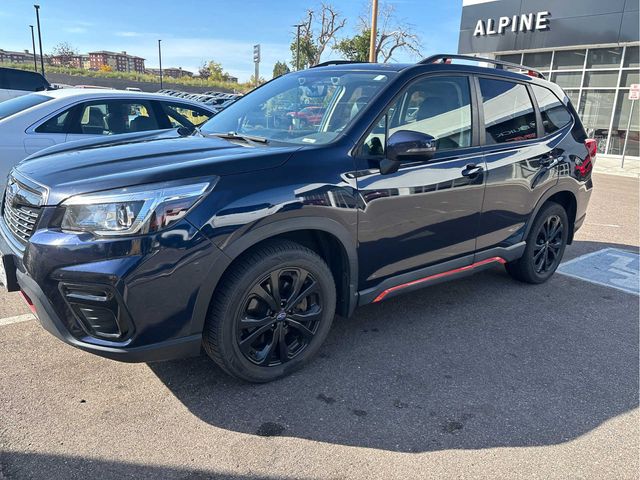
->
[594, 155, 640, 178]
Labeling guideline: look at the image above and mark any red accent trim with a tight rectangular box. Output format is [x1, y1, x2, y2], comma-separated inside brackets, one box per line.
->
[373, 257, 507, 303]
[19, 291, 37, 316]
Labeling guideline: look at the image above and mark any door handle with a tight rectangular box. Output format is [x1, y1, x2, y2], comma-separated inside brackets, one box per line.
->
[461, 164, 483, 177]
[540, 155, 563, 169]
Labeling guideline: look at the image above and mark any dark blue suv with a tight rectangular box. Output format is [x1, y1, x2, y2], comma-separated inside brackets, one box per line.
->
[0, 55, 594, 382]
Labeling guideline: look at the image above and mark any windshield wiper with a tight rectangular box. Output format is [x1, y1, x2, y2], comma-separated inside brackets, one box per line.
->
[208, 131, 269, 144]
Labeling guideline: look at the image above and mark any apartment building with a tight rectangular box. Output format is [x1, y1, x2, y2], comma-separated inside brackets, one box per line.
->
[0, 49, 44, 65]
[146, 67, 193, 78]
[88, 51, 145, 73]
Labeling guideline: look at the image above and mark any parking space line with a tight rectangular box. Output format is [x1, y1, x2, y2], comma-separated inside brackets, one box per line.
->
[0, 314, 35, 327]
[558, 248, 640, 296]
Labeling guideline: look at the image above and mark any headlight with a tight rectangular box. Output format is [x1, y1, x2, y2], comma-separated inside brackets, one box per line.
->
[61, 178, 217, 236]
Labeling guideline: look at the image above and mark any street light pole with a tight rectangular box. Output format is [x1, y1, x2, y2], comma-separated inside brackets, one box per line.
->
[34, 4, 45, 76]
[368, 0, 378, 63]
[29, 25, 37, 72]
[293, 24, 303, 70]
[158, 39, 163, 89]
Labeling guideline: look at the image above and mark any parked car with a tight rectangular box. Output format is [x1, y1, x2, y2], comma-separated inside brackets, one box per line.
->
[0, 67, 50, 103]
[0, 55, 594, 382]
[0, 88, 217, 183]
[287, 105, 326, 127]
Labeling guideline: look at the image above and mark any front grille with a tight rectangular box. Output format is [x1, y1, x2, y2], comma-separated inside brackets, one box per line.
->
[2, 178, 42, 244]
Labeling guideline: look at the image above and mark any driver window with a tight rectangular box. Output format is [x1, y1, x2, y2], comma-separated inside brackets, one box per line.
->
[361, 76, 472, 156]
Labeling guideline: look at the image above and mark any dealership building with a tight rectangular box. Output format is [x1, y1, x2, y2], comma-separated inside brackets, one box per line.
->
[459, 0, 640, 159]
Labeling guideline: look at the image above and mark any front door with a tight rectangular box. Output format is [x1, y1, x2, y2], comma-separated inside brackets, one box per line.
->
[355, 74, 486, 289]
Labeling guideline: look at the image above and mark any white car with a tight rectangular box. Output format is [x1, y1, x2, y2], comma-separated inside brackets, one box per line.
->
[0, 88, 218, 183]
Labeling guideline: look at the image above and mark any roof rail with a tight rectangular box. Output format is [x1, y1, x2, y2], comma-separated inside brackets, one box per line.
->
[418, 54, 546, 79]
[311, 60, 364, 68]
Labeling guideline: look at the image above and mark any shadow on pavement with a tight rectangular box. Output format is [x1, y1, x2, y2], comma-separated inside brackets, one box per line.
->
[149, 240, 639, 453]
[0, 451, 279, 480]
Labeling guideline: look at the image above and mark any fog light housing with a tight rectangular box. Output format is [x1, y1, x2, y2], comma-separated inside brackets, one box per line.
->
[59, 284, 132, 340]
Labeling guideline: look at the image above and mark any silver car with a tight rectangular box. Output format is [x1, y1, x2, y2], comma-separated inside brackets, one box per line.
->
[0, 88, 217, 183]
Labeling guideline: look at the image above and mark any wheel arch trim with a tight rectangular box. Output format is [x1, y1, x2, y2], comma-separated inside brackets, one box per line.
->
[189, 217, 359, 335]
[524, 181, 579, 243]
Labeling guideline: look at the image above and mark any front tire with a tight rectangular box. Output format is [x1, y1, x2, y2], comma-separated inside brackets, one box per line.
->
[203, 240, 336, 382]
[506, 202, 569, 284]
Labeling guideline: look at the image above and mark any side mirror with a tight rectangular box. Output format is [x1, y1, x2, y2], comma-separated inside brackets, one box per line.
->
[381, 130, 438, 175]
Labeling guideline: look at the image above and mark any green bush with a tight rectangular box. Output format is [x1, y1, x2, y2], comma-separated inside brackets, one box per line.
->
[1, 62, 253, 92]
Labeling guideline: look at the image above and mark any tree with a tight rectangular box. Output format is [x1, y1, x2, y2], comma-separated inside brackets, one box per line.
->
[335, 29, 371, 62]
[51, 42, 79, 67]
[290, 3, 346, 68]
[335, 2, 423, 63]
[249, 74, 267, 86]
[198, 60, 226, 80]
[272, 61, 290, 78]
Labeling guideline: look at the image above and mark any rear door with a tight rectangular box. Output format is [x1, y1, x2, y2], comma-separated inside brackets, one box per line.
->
[355, 74, 486, 288]
[64, 99, 165, 142]
[475, 76, 566, 253]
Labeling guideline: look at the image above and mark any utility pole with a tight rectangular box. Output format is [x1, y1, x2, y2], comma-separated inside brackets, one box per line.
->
[29, 25, 37, 72]
[368, 0, 379, 63]
[253, 44, 260, 87]
[293, 24, 303, 70]
[158, 39, 163, 89]
[34, 4, 45, 76]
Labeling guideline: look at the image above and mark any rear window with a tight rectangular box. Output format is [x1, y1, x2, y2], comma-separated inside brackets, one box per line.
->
[531, 84, 573, 135]
[0, 94, 52, 120]
[479, 78, 537, 144]
[0, 68, 49, 91]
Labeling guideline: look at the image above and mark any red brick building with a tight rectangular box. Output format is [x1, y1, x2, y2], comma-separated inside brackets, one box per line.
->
[88, 51, 145, 73]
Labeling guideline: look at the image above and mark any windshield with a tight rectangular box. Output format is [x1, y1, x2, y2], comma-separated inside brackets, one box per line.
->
[0, 94, 52, 120]
[200, 70, 395, 145]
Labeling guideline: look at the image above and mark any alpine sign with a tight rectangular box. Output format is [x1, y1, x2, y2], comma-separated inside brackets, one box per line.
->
[473, 11, 551, 36]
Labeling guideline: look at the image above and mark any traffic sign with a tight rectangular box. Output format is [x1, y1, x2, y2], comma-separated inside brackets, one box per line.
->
[253, 44, 261, 64]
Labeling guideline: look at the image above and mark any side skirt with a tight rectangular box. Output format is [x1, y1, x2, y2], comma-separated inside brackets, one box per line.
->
[358, 242, 526, 305]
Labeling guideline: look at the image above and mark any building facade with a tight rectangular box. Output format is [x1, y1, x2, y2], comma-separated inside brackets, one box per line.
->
[0, 49, 44, 65]
[146, 67, 193, 78]
[50, 54, 90, 69]
[88, 51, 145, 73]
[459, 0, 640, 159]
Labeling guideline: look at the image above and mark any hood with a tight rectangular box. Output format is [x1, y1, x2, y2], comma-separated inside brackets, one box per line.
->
[15, 134, 301, 205]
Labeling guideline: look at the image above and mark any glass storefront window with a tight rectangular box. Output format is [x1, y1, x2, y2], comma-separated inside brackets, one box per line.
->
[579, 90, 616, 153]
[565, 90, 580, 106]
[623, 46, 639, 68]
[586, 47, 623, 68]
[553, 50, 586, 70]
[620, 71, 640, 88]
[523, 52, 552, 70]
[497, 54, 523, 65]
[552, 71, 582, 89]
[609, 91, 640, 156]
[583, 70, 620, 88]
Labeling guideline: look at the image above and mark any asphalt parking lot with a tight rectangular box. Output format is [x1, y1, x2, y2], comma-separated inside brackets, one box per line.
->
[1, 173, 638, 480]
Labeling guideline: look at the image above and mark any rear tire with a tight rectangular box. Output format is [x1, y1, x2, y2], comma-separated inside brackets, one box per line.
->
[202, 240, 336, 383]
[506, 202, 569, 284]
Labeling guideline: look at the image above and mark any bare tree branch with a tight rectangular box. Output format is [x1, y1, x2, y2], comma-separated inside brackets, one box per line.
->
[358, 2, 423, 63]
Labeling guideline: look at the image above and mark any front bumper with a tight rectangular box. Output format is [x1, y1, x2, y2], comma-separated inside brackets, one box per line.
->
[0, 216, 226, 363]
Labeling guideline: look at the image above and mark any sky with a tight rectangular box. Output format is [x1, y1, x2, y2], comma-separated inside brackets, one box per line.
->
[0, 0, 463, 82]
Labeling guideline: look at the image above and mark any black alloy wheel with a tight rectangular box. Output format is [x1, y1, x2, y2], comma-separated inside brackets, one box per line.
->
[202, 240, 336, 382]
[532, 214, 564, 274]
[238, 267, 322, 366]
[506, 201, 569, 284]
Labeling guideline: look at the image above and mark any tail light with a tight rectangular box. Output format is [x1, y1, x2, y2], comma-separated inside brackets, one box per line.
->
[577, 139, 597, 176]
[585, 138, 597, 161]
